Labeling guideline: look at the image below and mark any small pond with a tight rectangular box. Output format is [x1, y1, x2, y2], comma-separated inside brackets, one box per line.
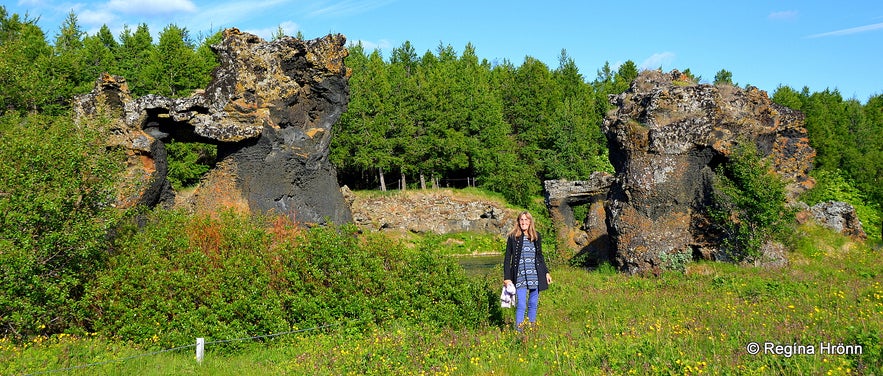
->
[454, 253, 503, 277]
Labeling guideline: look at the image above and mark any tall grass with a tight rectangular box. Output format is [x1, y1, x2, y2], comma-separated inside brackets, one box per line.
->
[4, 223, 880, 375]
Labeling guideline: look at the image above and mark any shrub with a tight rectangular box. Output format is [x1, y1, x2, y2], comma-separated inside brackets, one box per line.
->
[283, 224, 498, 329]
[0, 113, 123, 339]
[84, 209, 496, 350]
[165, 140, 216, 190]
[709, 142, 795, 261]
[801, 168, 881, 243]
[85, 210, 289, 349]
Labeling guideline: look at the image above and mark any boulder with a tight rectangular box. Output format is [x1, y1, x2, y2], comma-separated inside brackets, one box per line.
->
[601, 70, 815, 275]
[73, 29, 352, 224]
[808, 201, 867, 240]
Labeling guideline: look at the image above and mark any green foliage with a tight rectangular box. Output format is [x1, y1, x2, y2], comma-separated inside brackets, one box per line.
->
[1, 8, 220, 114]
[710, 142, 795, 261]
[53, 12, 84, 53]
[680, 68, 701, 84]
[331, 45, 398, 189]
[772, 86, 883, 244]
[0, 113, 123, 338]
[612, 60, 639, 93]
[419, 232, 505, 256]
[335, 40, 612, 204]
[115, 23, 154, 96]
[658, 250, 692, 273]
[2, 11, 882, 371]
[594, 261, 618, 275]
[193, 29, 222, 88]
[80, 26, 118, 88]
[165, 140, 216, 190]
[713, 69, 734, 85]
[141, 25, 204, 97]
[771, 85, 805, 111]
[41, 12, 97, 112]
[85, 210, 289, 349]
[801, 169, 881, 243]
[0, 9, 51, 113]
[7, 227, 880, 375]
[3, 7, 881, 239]
[84, 210, 496, 349]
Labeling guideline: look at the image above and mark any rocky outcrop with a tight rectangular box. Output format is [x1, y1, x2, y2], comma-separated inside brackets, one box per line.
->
[602, 70, 815, 275]
[350, 190, 518, 236]
[802, 201, 867, 240]
[544, 173, 615, 265]
[73, 29, 352, 224]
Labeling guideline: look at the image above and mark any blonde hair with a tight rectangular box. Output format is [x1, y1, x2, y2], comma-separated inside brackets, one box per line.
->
[507, 211, 538, 241]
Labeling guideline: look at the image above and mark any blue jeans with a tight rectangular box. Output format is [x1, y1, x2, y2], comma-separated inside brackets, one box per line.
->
[515, 287, 539, 329]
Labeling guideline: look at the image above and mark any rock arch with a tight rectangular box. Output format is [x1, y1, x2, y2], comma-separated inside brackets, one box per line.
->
[73, 29, 352, 224]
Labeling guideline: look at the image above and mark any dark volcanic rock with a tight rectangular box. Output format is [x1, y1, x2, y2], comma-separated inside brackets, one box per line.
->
[602, 70, 815, 275]
[544, 173, 615, 265]
[74, 29, 352, 224]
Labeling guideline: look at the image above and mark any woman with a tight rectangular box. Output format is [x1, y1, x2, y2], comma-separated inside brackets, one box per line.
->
[503, 211, 552, 331]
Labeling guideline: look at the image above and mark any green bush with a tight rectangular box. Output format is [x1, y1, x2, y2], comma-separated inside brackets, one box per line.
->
[85, 210, 289, 349]
[165, 140, 216, 190]
[85, 209, 497, 350]
[709, 142, 795, 261]
[801, 168, 881, 243]
[0, 113, 123, 339]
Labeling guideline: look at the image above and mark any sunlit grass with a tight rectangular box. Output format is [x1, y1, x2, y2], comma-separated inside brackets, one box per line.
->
[352, 186, 516, 209]
[4, 225, 881, 375]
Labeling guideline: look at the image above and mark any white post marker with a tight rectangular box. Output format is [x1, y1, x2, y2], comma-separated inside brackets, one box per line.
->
[196, 337, 205, 363]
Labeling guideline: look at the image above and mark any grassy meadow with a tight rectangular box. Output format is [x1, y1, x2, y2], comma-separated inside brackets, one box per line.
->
[3, 223, 881, 375]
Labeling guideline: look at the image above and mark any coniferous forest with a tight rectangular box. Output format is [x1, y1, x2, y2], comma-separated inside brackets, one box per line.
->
[2, 8, 880, 220]
[1, 8, 882, 372]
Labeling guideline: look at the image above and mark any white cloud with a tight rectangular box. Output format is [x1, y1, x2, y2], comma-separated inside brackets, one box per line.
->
[182, 0, 291, 35]
[16, 0, 47, 6]
[78, 8, 118, 27]
[807, 22, 883, 38]
[107, 0, 197, 17]
[768, 10, 798, 21]
[346, 39, 393, 54]
[307, 0, 396, 18]
[640, 52, 676, 70]
[348, 38, 392, 52]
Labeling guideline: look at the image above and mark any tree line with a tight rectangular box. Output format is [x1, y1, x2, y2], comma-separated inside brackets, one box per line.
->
[330, 42, 625, 206]
[1, 6, 880, 234]
[0, 9, 221, 114]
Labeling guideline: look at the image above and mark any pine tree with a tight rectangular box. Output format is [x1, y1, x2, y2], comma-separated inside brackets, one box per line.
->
[549, 50, 609, 179]
[331, 45, 397, 190]
[143, 25, 201, 97]
[713, 69, 734, 86]
[612, 60, 638, 93]
[116, 23, 154, 96]
[81, 28, 117, 87]
[0, 8, 50, 113]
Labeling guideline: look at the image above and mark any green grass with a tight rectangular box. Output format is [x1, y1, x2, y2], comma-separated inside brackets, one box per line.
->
[421, 232, 505, 256]
[4, 225, 882, 375]
[353, 186, 511, 204]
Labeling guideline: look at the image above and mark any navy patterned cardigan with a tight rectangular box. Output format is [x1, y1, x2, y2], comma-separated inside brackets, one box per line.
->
[503, 233, 550, 292]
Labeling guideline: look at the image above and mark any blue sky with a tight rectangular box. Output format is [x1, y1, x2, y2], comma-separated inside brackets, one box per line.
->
[7, 0, 883, 102]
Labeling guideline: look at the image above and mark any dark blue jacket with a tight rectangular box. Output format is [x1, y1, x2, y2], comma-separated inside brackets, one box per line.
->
[503, 233, 550, 291]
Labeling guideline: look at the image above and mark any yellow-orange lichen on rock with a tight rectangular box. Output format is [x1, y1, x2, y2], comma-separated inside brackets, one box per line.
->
[601, 69, 816, 274]
[73, 28, 353, 223]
